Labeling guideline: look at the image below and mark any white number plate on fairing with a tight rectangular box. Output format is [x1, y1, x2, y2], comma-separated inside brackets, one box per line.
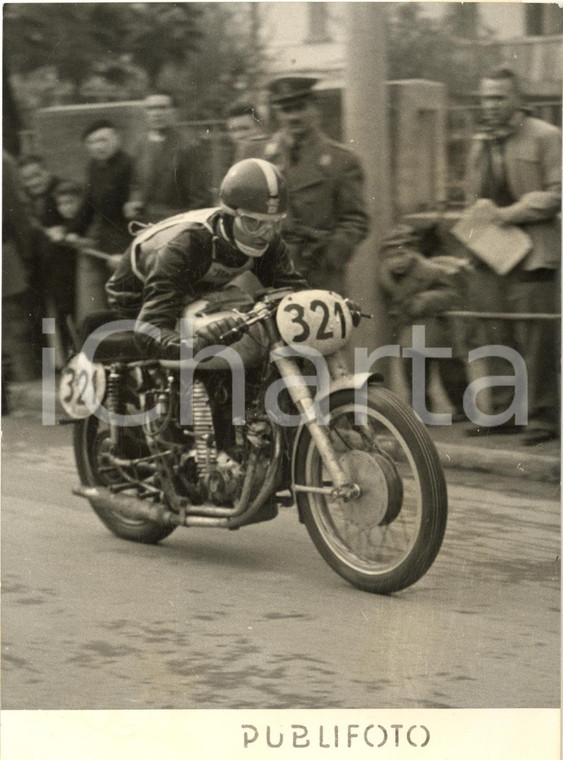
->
[59, 353, 106, 419]
[276, 290, 353, 355]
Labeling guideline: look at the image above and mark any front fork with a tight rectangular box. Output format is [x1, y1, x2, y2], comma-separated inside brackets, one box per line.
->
[268, 337, 360, 502]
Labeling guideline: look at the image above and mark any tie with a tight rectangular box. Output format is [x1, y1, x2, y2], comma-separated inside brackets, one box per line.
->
[487, 139, 506, 189]
[482, 137, 513, 206]
[289, 142, 301, 166]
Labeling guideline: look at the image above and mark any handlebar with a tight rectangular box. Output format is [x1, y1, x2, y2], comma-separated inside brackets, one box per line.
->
[218, 302, 271, 345]
[345, 299, 373, 326]
[218, 293, 372, 344]
[218, 322, 250, 346]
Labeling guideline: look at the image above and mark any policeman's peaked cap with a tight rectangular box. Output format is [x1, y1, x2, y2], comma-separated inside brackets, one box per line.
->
[220, 159, 288, 219]
[268, 76, 319, 105]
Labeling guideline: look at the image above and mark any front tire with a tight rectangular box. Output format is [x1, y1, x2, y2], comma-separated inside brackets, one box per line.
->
[294, 386, 447, 594]
[74, 411, 176, 545]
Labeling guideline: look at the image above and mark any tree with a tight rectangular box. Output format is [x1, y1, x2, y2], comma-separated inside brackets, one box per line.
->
[4, 4, 125, 99]
[385, 4, 494, 98]
[121, 3, 202, 88]
[167, 3, 265, 118]
[3, 3, 201, 100]
[4, 3, 263, 117]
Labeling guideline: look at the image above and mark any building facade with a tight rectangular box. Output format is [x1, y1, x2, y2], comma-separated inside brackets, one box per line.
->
[258, 2, 562, 99]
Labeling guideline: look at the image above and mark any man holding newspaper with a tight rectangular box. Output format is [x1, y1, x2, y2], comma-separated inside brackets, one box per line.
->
[454, 67, 561, 445]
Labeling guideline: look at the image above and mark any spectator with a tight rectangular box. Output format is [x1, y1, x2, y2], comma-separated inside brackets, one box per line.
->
[53, 180, 84, 228]
[39, 181, 87, 358]
[71, 120, 133, 254]
[225, 101, 267, 162]
[244, 76, 369, 293]
[2, 151, 37, 397]
[124, 92, 211, 224]
[18, 154, 67, 361]
[18, 154, 63, 230]
[70, 120, 134, 323]
[464, 67, 561, 445]
[379, 225, 470, 421]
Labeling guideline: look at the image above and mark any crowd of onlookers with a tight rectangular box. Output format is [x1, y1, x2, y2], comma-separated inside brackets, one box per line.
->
[3, 80, 367, 389]
[2, 69, 561, 445]
[2, 92, 214, 400]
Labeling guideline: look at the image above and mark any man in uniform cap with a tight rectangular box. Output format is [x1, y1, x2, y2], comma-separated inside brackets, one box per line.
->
[239, 76, 369, 293]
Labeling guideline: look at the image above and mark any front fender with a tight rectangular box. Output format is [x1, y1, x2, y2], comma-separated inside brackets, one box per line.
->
[290, 371, 383, 521]
[315, 371, 384, 405]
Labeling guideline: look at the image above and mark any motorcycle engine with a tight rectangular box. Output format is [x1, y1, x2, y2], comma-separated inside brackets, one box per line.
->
[203, 451, 243, 504]
[189, 379, 243, 504]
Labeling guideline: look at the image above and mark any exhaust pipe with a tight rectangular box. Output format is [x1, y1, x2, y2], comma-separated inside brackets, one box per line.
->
[72, 485, 239, 527]
[73, 485, 181, 526]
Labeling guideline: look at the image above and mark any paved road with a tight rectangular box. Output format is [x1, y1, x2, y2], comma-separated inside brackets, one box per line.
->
[2, 414, 560, 709]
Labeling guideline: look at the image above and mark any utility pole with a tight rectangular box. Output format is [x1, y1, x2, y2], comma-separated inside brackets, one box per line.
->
[247, 2, 261, 91]
[344, 3, 392, 353]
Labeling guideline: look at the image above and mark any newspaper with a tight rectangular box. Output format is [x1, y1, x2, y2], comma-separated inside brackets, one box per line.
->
[451, 207, 532, 275]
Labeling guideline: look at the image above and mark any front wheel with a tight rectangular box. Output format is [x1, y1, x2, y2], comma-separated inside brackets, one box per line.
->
[294, 386, 447, 594]
[74, 410, 177, 545]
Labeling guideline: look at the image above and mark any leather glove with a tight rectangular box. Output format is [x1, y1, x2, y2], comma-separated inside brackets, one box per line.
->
[160, 316, 247, 359]
[194, 315, 246, 350]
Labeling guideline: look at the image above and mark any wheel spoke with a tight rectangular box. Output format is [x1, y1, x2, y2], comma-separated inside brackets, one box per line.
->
[75, 390, 178, 545]
[89, 421, 163, 526]
[306, 401, 429, 579]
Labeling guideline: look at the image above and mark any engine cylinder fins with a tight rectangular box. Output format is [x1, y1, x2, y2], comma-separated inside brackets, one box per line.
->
[191, 380, 217, 477]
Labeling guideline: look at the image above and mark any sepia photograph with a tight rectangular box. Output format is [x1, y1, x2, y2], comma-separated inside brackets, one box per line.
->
[1, 2, 561, 757]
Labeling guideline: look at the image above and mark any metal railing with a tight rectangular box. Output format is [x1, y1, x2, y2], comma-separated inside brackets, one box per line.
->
[445, 310, 561, 322]
[65, 246, 563, 327]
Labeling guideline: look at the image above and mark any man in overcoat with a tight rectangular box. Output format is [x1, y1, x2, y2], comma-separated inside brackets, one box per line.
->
[68, 120, 134, 322]
[240, 77, 369, 293]
[71, 120, 133, 255]
[464, 67, 561, 444]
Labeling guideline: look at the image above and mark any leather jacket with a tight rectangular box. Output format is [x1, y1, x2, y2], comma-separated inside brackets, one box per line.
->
[106, 208, 307, 356]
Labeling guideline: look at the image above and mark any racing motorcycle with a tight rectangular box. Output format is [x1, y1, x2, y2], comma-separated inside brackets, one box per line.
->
[60, 277, 447, 595]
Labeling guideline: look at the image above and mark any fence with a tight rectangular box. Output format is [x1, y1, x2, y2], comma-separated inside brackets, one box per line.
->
[445, 311, 561, 322]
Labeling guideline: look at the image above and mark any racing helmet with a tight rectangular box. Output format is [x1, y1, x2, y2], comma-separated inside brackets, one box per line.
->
[219, 159, 288, 257]
[219, 158, 288, 221]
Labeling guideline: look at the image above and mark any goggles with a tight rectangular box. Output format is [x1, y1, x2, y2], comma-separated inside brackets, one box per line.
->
[236, 212, 285, 237]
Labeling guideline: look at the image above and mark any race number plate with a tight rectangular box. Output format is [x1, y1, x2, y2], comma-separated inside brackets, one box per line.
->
[58, 353, 106, 419]
[276, 290, 353, 355]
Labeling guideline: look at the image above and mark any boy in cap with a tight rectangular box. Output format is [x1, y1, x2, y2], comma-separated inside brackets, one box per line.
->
[240, 76, 369, 293]
[379, 224, 470, 421]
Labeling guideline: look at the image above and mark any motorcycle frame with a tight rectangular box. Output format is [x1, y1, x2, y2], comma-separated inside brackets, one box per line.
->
[74, 296, 382, 528]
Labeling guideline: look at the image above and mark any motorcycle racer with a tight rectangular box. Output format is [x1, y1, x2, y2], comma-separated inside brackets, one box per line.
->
[105, 158, 308, 359]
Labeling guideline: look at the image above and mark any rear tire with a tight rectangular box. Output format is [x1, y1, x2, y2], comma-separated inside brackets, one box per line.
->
[74, 411, 176, 545]
[294, 386, 447, 594]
